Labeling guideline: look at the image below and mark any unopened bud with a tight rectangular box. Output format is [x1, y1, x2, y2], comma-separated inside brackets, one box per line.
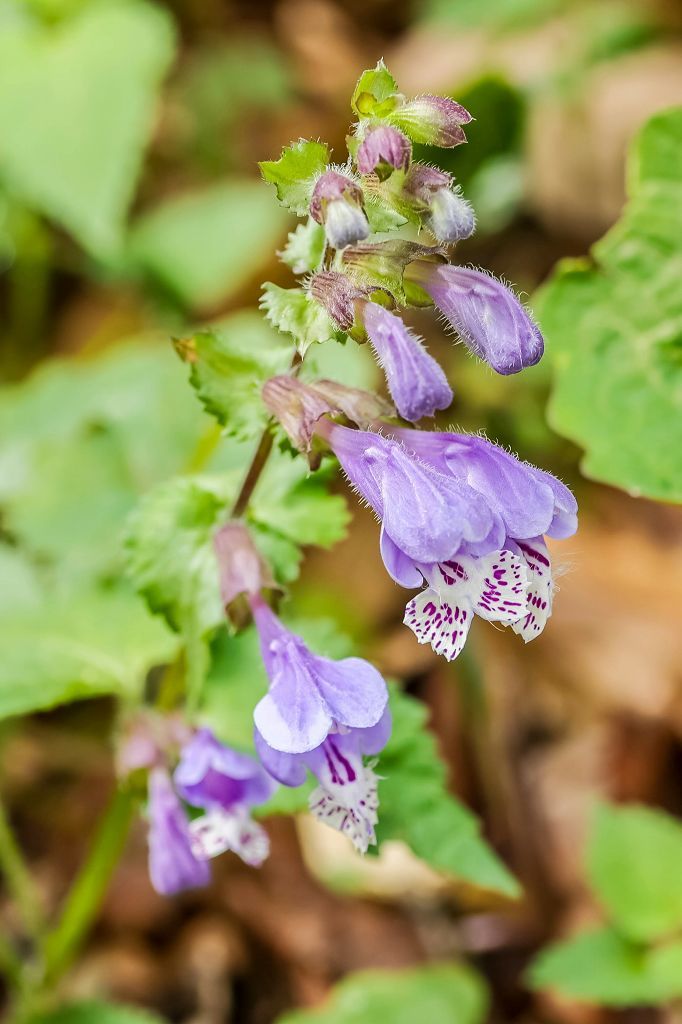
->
[214, 523, 274, 608]
[357, 126, 411, 179]
[310, 170, 369, 250]
[403, 165, 475, 243]
[309, 270, 367, 332]
[390, 95, 472, 148]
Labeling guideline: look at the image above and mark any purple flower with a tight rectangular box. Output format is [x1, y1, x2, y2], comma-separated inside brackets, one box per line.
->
[174, 728, 275, 811]
[310, 170, 369, 250]
[255, 710, 392, 853]
[360, 301, 452, 422]
[147, 768, 211, 896]
[403, 165, 475, 243]
[357, 126, 411, 178]
[314, 421, 503, 585]
[406, 262, 543, 374]
[390, 95, 473, 147]
[250, 595, 388, 754]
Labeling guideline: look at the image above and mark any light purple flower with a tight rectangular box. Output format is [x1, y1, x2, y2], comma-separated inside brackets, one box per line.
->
[360, 301, 452, 422]
[357, 126, 411, 178]
[390, 95, 473, 147]
[250, 595, 388, 755]
[406, 262, 544, 374]
[314, 421, 503, 585]
[310, 170, 369, 250]
[147, 768, 211, 896]
[255, 710, 392, 853]
[174, 728, 276, 811]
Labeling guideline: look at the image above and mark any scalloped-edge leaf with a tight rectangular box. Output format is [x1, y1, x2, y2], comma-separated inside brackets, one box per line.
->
[280, 218, 326, 274]
[260, 139, 329, 215]
[351, 61, 401, 119]
[260, 283, 344, 354]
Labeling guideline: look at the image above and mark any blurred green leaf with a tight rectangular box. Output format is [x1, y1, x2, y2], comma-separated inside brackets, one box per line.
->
[419, 0, 568, 31]
[260, 140, 329, 216]
[351, 62, 400, 119]
[587, 803, 682, 943]
[29, 999, 165, 1024]
[277, 963, 488, 1024]
[260, 284, 343, 354]
[0, 1, 175, 256]
[175, 311, 293, 440]
[130, 181, 289, 310]
[0, 544, 42, 614]
[538, 106, 682, 500]
[0, 586, 177, 721]
[376, 690, 520, 897]
[528, 927, 682, 1006]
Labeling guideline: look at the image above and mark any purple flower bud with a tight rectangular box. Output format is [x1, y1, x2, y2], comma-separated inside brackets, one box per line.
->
[360, 301, 452, 421]
[214, 523, 273, 609]
[262, 374, 394, 459]
[310, 170, 369, 250]
[249, 595, 388, 755]
[357, 126, 411, 179]
[147, 768, 210, 896]
[406, 262, 544, 374]
[174, 728, 276, 811]
[403, 165, 475, 243]
[390, 95, 473, 147]
[309, 269, 365, 331]
[255, 709, 392, 853]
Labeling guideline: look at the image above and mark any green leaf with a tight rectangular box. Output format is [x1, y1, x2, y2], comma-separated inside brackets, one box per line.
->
[376, 690, 520, 898]
[0, 1, 175, 257]
[351, 61, 401, 118]
[538, 106, 682, 501]
[260, 139, 329, 215]
[130, 181, 290, 310]
[260, 284, 344, 354]
[0, 587, 177, 721]
[0, 544, 42, 614]
[277, 963, 488, 1024]
[528, 927, 682, 1006]
[175, 311, 294, 440]
[29, 1000, 165, 1024]
[124, 475, 227, 640]
[587, 803, 682, 943]
[280, 218, 326, 274]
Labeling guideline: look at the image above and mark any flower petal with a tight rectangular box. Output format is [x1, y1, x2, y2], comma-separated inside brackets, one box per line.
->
[254, 729, 308, 787]
[308, 652, 388, 731]
[147, 769, 210, 896]
[404, 586, 473, 662]
[379, 526, 424, 587]
[253, 654, 332, 754]
[511, 538, 554, 641]
[190, 809, 270, 867]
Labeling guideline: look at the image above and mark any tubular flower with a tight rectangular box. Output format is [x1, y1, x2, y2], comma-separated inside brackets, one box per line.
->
[249, 595, 390, 851]
[406, 261, 543, 374]
[360, 301, 452, 422]
[147, 768, 211, 896]
[389, 95, 473, 147]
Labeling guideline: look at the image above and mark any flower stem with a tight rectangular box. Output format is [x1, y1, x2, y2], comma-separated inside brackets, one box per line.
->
[230, 425, 275, 518]
[0, 799, 46, 943]
[42, 788, 136, 986]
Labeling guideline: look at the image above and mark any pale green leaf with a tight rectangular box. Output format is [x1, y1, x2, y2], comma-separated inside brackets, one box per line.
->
[260, 283, 343, 354]
[175, 311, 294, 440]
[130, 181, 290, 310]
[259, 139, 329, 215]
[280, 218, 326, 274]
[587, 803, 682, 943]
[539, 106, 682, 501]
[528, 927, 682, 1006]
[351, 61, 401, 118]
[0, 1, 175, 256]
[29, 999, 165, 1024]
[277, 963, 488, 1024]
[376, 690, 520, 898]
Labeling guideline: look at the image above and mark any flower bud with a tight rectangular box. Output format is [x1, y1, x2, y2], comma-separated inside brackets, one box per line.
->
[309, 170, 369, 250]
[214, 522, 274, 608]
[405, 261, 544, 375]
[357, 126, 411, 179]
[309, 270, 364, 332]
[390, 95, 473, 147]
[262, 375, 393, 460]
[403, 164, 475, 243]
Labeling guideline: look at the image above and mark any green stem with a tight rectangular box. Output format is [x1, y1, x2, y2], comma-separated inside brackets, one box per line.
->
[43, 788, 136, 986]
[0, 799, 46, 942]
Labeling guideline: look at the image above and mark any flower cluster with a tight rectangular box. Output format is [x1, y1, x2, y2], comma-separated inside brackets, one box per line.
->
[137, 63, 577, 897]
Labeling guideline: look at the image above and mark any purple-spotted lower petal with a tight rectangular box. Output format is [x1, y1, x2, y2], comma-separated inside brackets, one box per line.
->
[147, 769, 210, 896]
[362, 302, 452, 422]
[510, 538, 554, 641]
[189, 808, 270, 867]
[404, 586, 473, 662]
[306, 733, 380, 854]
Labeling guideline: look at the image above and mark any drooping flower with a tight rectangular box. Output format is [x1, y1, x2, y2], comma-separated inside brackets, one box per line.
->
[249, 595, 390, 851]
[360, 301, 452, 421]
[357, 126, 411, 178]
[402, 165, 475, 243]
[256, 707, 392, 854]
[405, 261, 543, 374]
[147, 767, 211, 896]
[389, 95, 473, 147]
[250, 595, 388, 754]
[310, 170, 369, 249]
